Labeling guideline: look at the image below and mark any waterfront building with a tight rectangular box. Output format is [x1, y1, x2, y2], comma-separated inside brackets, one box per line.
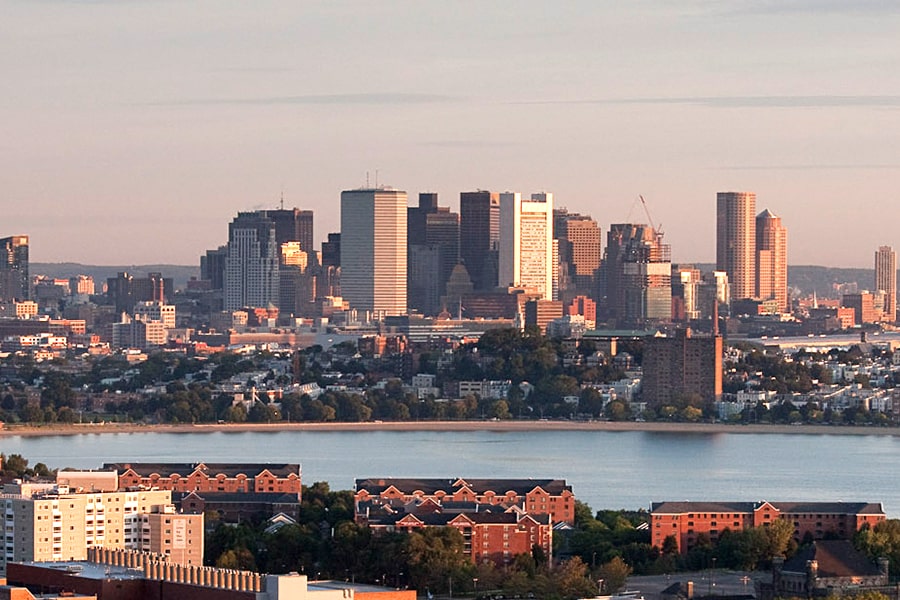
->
[642, 328, 722, 406]
[340, 188, 407, 318]
[716, 191, 756, 301]
[459, 190, 500, 291]
[875, 245, 897, 324]
[104, 462, 302, 500]
[756, 209, 789, 313]
[224, 212, 280, 312]
[499, 192, 554, 300]
[354, 477, 575, 525]
[650, 501, 886, 555]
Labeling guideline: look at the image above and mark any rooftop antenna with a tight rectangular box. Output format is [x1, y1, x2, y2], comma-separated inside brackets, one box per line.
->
[375, 169, 379, 188]
[366, 171, 370, 188]
[280, 187, 285, 210]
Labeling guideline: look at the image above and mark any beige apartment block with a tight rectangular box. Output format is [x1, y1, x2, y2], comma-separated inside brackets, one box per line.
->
[1, 485, 199, 575]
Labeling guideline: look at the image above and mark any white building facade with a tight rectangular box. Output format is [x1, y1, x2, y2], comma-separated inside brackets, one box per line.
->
[499, 192, 554, 300]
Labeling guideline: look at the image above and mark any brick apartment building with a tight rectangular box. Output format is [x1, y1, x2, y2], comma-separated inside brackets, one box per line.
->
[641, 328, 723, 406]
[104, 463, 301, 499]
[355, 477, 575, 525]
[392, 511, 553, 566]
[650, 501, 885, 554]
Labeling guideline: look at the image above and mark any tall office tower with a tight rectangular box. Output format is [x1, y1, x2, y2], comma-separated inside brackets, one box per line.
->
[499, 192, 554, 300]
[672, 265, 702, 322]
[460, 190, 500, 291]
[106, 272, 173, 314]
[223, 211, 280, 311]
[408, 192, 439, 245]
[318, 232, 341, 299]
[201, 246, 227, 290]
[875, 245, 897, 323]
[340, 188, 407, 317]
[604, 224, 671, 327]
[555, 211, 601, 295]
[407, 193, 460, 314]
[0, 235, 29, 302]
[263, 208, 314, 254]
[756, 209, 788, 313]
[716, 191, 756, 301]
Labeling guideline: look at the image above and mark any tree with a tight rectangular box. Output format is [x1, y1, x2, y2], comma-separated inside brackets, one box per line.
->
[597, 556, 632, 594]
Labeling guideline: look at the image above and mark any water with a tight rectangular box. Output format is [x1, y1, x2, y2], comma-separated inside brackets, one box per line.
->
[2, 429, 898, 515]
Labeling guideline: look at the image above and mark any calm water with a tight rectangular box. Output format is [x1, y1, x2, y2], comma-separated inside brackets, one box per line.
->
[2, 429, 899, 515]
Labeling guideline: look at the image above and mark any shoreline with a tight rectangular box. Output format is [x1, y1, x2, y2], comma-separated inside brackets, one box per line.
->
[1, 420, 898, 438]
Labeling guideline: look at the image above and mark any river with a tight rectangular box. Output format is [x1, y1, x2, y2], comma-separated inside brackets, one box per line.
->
[2, 429, 898, 515]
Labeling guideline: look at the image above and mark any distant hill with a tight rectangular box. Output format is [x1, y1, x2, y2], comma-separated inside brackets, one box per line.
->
[31, 263, 200, 289]
[683, 264, 875, 298]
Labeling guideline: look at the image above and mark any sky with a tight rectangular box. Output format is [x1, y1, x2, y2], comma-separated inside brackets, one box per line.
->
[2, 0, 899, 267]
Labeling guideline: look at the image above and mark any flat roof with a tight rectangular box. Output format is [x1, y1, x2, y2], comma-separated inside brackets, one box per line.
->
[22, 560, 145, 580]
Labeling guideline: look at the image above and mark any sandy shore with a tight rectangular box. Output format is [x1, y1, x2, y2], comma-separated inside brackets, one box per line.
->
[1, 420, 898, 438]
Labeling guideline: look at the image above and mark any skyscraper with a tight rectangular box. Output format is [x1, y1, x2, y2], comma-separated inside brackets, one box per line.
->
[407, 193, 459, 314]
[716, 191, 756, 301]
[224, 212, 280, 311]
[340, 187, 407, 317]
[756, 209, 788, 313]
[263, 208, 314, 254]
[604, 224, 671, 327]
[460, 191, 500, 291]
[554, 210, 600, 299]
[875, 245, 897, 324]
[499, 192, 554, 300]
[0, 235, 29, 302]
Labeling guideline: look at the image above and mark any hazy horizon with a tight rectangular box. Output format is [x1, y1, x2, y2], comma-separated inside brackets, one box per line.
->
[4, 1, 899, 267]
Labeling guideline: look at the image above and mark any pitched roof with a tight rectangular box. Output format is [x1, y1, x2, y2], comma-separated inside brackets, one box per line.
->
[356, 477, 571, 496]
[651, 501, 758, 513]
[650, 501, 884, 516]
[783, 540, 882, 578]
[174, 491, 300, 504]
[104, 462, 301, 478]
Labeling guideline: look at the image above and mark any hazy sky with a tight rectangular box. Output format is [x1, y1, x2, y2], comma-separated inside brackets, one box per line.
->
[3, 0, 899, 267]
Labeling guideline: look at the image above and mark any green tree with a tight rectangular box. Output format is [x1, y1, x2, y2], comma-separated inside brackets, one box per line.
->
[597, 556, 632, 594]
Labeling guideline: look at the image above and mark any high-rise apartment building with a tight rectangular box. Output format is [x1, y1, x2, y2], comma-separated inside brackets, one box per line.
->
[756, 209, 788, 313]
[875, 245, 897, 324]
[604, 224, 671, 327]
[224, 212, 280, 312]
[0, 483, 201, 575]
[642, 328, 723, 407]
[0, 235, 29, 302]
[716, 192, 756, 301]
[340, 188, 407, 317]
[460, 191, 500, 291]
[499, 192, 554, 300]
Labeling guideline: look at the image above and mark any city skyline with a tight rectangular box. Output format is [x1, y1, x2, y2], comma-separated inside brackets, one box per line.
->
[4, 2, 900, 267]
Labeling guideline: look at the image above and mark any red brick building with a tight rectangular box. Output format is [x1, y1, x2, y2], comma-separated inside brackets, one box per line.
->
[355, 477, 575, 525]
[650, 501, 885, 554]
[104, 463, 301, 499]
[393, 511, 552, 566]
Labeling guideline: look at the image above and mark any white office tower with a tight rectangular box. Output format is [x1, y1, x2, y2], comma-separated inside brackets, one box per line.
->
[499, 192, 554, 299]
[340, 188, 408, 319]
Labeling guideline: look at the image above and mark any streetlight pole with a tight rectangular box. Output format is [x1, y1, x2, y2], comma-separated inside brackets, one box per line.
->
[473, 577, 479, 599]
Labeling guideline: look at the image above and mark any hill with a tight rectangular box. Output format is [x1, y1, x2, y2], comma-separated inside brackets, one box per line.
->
[31, 263, 200, 289]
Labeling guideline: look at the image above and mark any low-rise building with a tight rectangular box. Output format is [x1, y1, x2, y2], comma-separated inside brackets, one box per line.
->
[650, 501, 885, 555]
[355, 477, 575, 525]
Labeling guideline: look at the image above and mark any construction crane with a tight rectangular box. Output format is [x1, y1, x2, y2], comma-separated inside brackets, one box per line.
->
[638, 194, 664, 242]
